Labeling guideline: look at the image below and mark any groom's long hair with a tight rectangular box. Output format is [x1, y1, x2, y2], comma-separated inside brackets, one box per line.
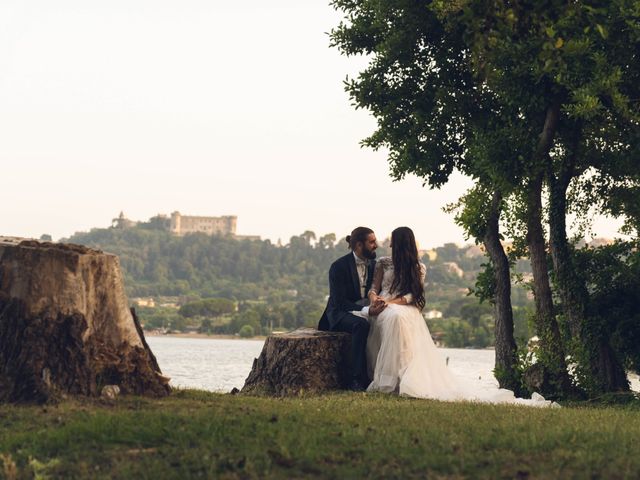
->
[346, 226, 373, 250]
[390, 227, 426, 310]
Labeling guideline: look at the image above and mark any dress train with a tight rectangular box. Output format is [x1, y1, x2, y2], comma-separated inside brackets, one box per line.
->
[366, 303, 557, 407]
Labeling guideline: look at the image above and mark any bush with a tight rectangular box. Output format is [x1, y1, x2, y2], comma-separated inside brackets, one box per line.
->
[238, 324, 255, 338]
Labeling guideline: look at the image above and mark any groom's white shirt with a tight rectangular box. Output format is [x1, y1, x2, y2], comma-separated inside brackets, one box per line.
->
[352, 252, 370, 318]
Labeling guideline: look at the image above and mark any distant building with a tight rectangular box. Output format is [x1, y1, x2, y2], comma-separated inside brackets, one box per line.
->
[443, 261, 464, 278]
[112, 211, 138, 229]
[424, 309, 443, 319]
[169, 211, 237, 237]
[109, 210, 260, 239]
[132, 297, 156, 308]
[159, 302, 179, 309]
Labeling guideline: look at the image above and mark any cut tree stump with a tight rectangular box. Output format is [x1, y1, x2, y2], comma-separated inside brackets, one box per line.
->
[242, 327, 351, 395]
[0, 239, 170, 403]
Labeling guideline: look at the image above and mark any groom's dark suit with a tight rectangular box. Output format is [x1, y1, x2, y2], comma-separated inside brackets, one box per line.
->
[318, 252, 375, 384]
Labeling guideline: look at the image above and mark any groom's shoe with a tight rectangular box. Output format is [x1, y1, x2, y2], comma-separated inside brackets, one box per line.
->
[348, 378, 367, 392]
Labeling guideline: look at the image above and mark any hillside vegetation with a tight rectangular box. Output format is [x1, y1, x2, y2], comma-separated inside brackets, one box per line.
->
[66, 224, 534, 347]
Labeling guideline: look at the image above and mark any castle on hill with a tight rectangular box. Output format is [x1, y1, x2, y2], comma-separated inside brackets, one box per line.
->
[112, 211, 259, 240]
[169, 211, 236, 236]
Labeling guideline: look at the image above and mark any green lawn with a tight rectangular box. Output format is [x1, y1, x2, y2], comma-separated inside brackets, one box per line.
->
[1, 390, 639, 479]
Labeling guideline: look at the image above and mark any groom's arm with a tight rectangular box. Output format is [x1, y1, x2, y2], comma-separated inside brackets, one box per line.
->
[329, 262, 365, 313]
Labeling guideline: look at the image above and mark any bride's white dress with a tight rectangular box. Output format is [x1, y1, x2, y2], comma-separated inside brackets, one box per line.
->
[366, 257, 556, 407]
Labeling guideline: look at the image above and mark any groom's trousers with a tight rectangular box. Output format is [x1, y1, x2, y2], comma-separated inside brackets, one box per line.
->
[334, 313, 370, 383]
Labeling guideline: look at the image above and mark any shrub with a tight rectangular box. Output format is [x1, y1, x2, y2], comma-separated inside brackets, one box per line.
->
[238, 324, 255, 338]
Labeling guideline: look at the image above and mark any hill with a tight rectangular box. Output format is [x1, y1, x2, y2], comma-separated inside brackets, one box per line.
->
[65, 224, 534, 347]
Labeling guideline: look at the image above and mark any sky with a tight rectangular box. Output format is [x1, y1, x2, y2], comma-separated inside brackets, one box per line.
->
[0, 1, 624, 250]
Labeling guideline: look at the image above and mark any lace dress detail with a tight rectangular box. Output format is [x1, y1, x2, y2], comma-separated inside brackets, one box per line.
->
[369, 256, 426, 302]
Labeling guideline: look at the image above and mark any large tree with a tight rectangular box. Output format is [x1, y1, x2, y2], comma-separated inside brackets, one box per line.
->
[330, 0, 526, 392]
[331, 0, 640, 398]
[455, 0, 640, 394]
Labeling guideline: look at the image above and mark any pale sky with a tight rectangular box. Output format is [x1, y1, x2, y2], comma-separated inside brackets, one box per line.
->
[0, 1, 624, 249]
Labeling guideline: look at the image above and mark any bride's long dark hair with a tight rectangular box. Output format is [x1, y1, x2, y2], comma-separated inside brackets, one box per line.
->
[390, 227, 426, 310]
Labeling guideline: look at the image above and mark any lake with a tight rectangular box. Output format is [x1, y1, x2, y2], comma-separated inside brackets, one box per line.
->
[148, 336, 640, 394]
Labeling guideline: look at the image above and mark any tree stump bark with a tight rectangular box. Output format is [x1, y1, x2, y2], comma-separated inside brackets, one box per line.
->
[242, 328, 351, 395]
[0, 239, 170, 403]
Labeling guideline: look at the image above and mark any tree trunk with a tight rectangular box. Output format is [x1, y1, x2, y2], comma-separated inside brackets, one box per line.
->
[548, 168, 585, 338]
[482, 191, 520, 393]
[548, 164, 629, 393]
[0, 240, 170, 403]
[242, 328, 351, 395]
[594, 341, 630, 392]
[526, 172, 572, 397]
[525, 104, 573, 398]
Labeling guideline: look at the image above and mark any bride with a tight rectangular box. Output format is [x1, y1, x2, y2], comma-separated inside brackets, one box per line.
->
[365, 226, 556, 407]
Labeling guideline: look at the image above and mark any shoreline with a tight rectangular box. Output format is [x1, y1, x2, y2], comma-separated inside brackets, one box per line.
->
[144, 331, 267, 341]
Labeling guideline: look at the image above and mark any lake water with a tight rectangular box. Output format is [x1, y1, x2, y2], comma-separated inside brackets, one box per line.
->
[147, 337, 265, 392]
[148, 336, 640, 394]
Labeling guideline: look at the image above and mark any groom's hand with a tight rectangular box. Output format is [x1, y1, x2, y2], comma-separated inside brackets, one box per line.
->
[369, 300, 387, 316]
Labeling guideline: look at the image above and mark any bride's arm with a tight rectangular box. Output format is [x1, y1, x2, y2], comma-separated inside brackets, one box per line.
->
[387, 263, 426, 305]
[386, 296, 410, 305]
[367, 260, 384, 303]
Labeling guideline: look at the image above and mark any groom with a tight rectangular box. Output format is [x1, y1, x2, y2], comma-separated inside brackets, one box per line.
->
[318, 226, 386, 391]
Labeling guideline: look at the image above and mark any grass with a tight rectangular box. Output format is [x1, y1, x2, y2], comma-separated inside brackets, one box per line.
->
[1, 390, 640, 479]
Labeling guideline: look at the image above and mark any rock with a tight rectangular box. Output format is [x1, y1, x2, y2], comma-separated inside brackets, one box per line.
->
[101, 385, 120, 400]
[241, 327, 351, 396]
[0, 239, 170, 403]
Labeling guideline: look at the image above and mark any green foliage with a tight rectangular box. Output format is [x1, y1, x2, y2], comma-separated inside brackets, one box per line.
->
[67, 224, 536, 346]
[331, 0, 640, 398]
[167, 315, 187, 333]
[228, 309, 262, 336]
[573, 241, 640, 375]
[178, 298, 235, 318]
[238, 325, 255, 338]
[428, 297, 497, 348]
[447, 185, 494, 241]
[198, 318, 213, 335]
[431, 315, 493, 349]
[66, 228, 344, 301]
[470, 262, 496, 305]
[136, 306, 180, 331]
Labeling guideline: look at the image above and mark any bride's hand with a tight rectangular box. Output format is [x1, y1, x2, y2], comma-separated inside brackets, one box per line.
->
[369, 300, 387, 316]
[368, 292, 382, 303]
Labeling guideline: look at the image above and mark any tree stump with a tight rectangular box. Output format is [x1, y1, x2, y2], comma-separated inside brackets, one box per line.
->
[0, 239, 170, 403]
[242, 328, 351, 395]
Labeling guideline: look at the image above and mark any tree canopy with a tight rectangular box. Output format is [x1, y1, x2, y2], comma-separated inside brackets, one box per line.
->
[331, 0, 640, 399]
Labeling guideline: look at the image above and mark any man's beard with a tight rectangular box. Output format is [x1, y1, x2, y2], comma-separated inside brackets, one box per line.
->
[362, 247, 377, 260]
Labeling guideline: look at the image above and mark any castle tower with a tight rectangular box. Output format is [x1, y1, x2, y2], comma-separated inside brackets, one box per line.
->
[223, 216, 237, 235]
[170, 211, 182, 235]
[112, 211, 136, 229]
